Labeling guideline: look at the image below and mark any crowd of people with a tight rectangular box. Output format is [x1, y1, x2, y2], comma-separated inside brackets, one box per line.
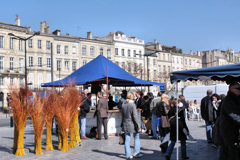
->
[200, 82, 240, 160]
[77, 82, 240, 160]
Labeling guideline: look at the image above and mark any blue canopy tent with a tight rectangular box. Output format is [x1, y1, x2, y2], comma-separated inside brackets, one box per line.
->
[170, 63, 240, 160]
[42, 55, 165, 90]
[171, 63, 240, 84]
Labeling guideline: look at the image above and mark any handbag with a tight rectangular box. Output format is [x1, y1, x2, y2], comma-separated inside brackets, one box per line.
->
[161, 115, 170, 128]
[119, 132, 125, 145]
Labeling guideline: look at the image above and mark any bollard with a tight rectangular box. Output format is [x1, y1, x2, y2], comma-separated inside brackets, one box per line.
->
[10, 116, 13, 127]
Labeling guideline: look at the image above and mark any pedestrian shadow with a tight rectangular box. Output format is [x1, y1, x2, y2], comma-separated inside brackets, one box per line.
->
[0, 145, 13, 154]
[2, 136, 14, 140]
[92, 149, 126, 159]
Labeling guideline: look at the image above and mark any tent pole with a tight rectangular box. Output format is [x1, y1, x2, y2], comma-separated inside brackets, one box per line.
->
[176, 82, 179, 160]
[107, 65, 109, 99]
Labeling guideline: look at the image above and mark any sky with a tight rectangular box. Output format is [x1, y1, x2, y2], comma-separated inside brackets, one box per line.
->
[1, 0, 240, 53]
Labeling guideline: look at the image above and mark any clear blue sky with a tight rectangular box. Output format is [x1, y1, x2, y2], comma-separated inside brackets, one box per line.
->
[1, 0, 240, 53]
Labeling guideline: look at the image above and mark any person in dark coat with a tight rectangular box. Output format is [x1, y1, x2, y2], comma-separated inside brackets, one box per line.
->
[156, 94, 170, 153]
[135, 90, 143, 109]
[200, 89, 215, 143]
[108, 95, 117, 110]
[118, 90, 127, 110]
[219, 82, 240, 160]
[96, 92, 108, 140]
[165, 99, 189, 160]
[121, 92, 142, 159]
[79, 92, 92, 139]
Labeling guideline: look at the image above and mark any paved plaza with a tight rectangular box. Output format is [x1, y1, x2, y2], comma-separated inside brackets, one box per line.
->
[0, 115, 217, 160]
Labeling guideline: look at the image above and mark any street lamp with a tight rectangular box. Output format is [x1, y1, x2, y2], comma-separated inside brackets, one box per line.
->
[144, 50, 158, 92]
[8, 32, 40, 88]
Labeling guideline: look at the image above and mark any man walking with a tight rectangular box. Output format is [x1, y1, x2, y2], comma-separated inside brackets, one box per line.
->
[150, 92, 162, 139]
[96, 92, 108, 140]
[79, 92, 92, 139]
[201, 89, 214, 143]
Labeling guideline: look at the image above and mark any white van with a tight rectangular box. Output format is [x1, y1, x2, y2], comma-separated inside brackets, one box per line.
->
[183, 84, 228, 104]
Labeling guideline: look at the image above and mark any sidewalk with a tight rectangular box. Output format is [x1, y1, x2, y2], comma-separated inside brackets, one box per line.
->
[0, 120, 217, 160]
[0, 112, 10, 119]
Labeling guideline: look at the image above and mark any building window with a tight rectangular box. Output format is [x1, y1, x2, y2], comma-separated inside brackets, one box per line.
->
[38, 57, 42, 67]
[128, 50, 131, 57]
[189, 59, 192, 65]
[163, 65, 166, 72]
[47, 58, 51, 68]
[0, 36, 4, 48]
[10, 57, 14, 71]
[158, 65, 161, 72]
[115, 48, 118, 56]
[57, 60, 61, 71]
[107, 49, 111, 58]
[83, 60, 87, 65]
[0, 76, 3, 85]
[57, 45, 60, 54]
[64, 46, 68, 54]
[46, 41, 51, 50]
[90, 46, 94, 56]
[0, 57, 4, 71]
[100, 48, 103, 55]
[0, 77, 3, 85]
[38, 40, 41, 49]
[10, 77, 14, 85]
[20, 78, 23, 85]
[72, 46, 76, 54]
[185, 59, 187, 65]
[153, 59, 156, 66]
[10, 38, 14, 49]
[65, 61, 69, 71]
[134, 50, 136, 57]
[19, 58, 23, 73]
[28, 39, 32, 48]
[38, 74, 43, 88]
[28, 73, 34, 89]
[154, 70, 156, 78]
[121, 49, 125, 56]
[29, 56, 33, 67]
[72, 61, 76, 71]
[177, 57, 179, 64]
[82, 45, 86, 56]
[19, 40, 23, 51]
[139, 51, 142, 58]
[168, 66, 170, 72]
[163, 54, 165, 61]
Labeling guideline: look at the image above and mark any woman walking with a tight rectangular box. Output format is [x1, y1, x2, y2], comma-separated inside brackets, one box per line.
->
[156, 94, 170, 153]
[165, 99, 189, 160]
[121, 92, 142, 160]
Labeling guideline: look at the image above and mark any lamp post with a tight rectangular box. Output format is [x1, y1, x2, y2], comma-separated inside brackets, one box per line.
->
[144, 50, 158, 92]
[8, 32, 40, 88]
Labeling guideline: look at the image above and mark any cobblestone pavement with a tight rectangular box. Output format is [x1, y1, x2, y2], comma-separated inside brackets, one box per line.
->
[0, 120, 217, 160]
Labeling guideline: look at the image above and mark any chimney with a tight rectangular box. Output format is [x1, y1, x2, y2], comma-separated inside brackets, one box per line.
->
[197, 51, 201, 56]
[15, 15, 20, 26]
[154, 39, 157, 44]
[40, 21, 50, 34]
[87, 32, 92, 39]
[53, 29, 61, 36]
[190, 50, 194, 55]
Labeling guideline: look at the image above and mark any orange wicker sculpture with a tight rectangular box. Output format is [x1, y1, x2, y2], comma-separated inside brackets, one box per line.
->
[29, 93, 45, 155]
[10, 87, 29, 156]
[43, 90, 57, 151]
[54, 86, 82, 152]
